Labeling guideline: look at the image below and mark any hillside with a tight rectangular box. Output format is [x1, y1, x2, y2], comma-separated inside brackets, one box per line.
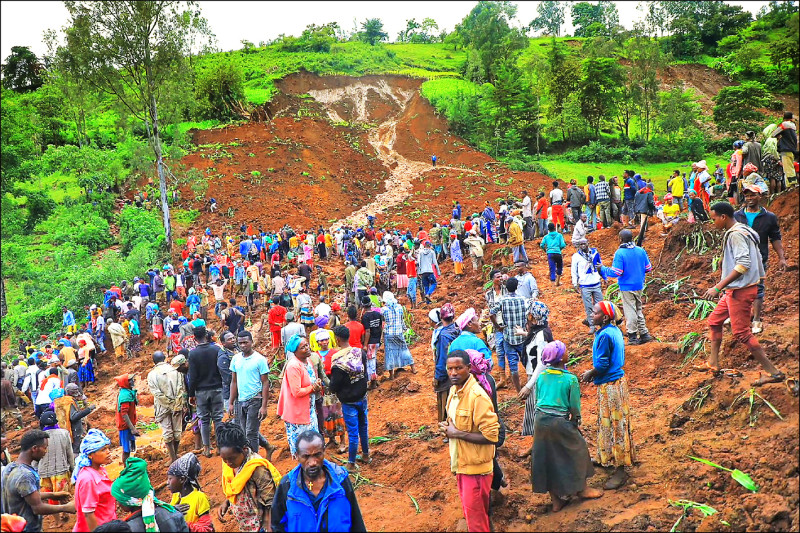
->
[6, 72, 798, 533]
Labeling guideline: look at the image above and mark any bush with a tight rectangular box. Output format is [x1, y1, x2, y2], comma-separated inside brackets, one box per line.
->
[35, 205, 113, 253]
[563, 141, 635, 163]
[118, 206, 165, 256]
[195, 60, 246, 121]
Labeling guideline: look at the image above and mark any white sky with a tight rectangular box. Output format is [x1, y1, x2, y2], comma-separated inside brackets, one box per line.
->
[1, 0, 772, 59]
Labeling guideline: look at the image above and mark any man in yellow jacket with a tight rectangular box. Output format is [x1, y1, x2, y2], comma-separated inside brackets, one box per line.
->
[439, 349, 500, 532]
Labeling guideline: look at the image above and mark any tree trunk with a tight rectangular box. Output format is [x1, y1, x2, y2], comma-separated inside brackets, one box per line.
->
[0, 277, 7, 319]
[144, 31, 172, 252]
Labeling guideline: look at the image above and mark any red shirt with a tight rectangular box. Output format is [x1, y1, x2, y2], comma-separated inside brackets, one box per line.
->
[345, 320, 366, 349]
[181, 249, 190, 260]
[169, 300, 185, 316]
[464, 221, 472, 232]
[73, 466, 116, 532]
[268, 305, 287, 331]
[536, 198, 549, 219]
[406, 258, 418, 278]
[116, 399, 137, 431]
[416, 231, 428, 241]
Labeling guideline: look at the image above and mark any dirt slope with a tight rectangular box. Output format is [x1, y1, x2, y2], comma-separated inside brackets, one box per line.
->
[8, 72, 798, 533]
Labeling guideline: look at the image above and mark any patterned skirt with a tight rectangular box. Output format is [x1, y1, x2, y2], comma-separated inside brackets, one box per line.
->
[128, 334, 141, 355]
[299, 306, 314, 326]
[595, 376, 636, 468]
[285, 397, 319, 457]
[78, 360, 95, 383]
[322, 391, 345, 439]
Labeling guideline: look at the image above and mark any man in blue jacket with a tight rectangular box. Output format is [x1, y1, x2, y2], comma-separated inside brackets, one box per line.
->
[271, 429, 367, 532]
[601, 230, 654, 345]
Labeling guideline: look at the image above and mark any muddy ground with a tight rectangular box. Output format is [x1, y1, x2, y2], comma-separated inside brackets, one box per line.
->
[6, 73, 798, 532]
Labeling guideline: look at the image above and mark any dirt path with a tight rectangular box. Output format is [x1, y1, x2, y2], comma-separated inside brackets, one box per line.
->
[306, 81, 481, 228]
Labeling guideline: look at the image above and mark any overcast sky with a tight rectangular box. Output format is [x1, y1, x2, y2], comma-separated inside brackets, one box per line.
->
[1, 1, 772, 60]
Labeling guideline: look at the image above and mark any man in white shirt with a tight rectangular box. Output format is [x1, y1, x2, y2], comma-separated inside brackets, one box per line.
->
[521, 190, 533, 241]
[572, 213, 588, 243]
[314, 295, 332, 318]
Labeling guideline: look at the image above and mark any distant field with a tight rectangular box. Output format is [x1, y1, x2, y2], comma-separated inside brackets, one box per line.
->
[538, 157, 727, 193]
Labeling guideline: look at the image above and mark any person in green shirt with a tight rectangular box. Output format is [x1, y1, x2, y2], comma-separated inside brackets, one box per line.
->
[540, 223, 568, 286]
[164, 271, 177, 303]
[531, 340, 602, 512]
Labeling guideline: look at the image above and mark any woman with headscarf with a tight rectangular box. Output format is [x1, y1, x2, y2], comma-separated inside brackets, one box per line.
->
[531, 341, 602, 512]
[518, 301, 555, 436]
[729, 140, 744, 204]
[694, 160, 712, 210]
[464, 349, 508, 498]
[72, 428, 117, 531]
[277, 335, 322, 458]
[112, 457, 189, 532]
[216, 422, 281, 533]
[316, 331, 347, 454]
[168, 453, 213, 532]
[381, 291, 416, 380]
[309, 315, 338, 352]
[580, 301, 634, 491]
[186, 288, 201, 317]
[761, 124, 785, 194]
[77, 339, 95, 390]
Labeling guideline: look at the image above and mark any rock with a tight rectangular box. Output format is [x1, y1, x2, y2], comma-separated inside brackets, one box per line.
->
[525, 514, 533, 522]
[405, 381, 421, 393]
[455, 518, 468, 532]
[629, 483, 638, 490]
[669, 413, 690, 428]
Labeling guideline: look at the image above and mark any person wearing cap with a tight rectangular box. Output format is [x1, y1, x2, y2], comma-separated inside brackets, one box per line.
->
[571, 238, 607, 333]
[449, 308, 492, 364]
[733, 181, 787, 335]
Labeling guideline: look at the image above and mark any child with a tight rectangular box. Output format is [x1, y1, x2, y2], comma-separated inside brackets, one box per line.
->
[540, 223, 567, 286]
[531, 341, 602, 511]
[168, 453, 214, 532]
[115, 374, 138, 465]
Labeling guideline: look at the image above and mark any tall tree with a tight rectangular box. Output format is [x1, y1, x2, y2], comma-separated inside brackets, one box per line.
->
[657, 84, 700, 140]
[63, 1, 213, 251]
[360, 18, 388, 45]
[529, 1, 566, 37]
[579, 57, 623, 137]
[456, 1, 528, 83]
[545, 38, 581, 142]
[571, 1, 618, 37]
[1, 46, 44, 92]
[44, 27, 93, 147]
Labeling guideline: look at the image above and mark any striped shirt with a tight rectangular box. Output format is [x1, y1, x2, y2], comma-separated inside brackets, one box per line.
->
[595, 181, 611, 202]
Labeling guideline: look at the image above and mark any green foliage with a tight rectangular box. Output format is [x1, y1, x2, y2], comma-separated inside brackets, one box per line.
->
[359, 18, 389, 46]
[571, 1, 619, 37]
[1, 46, 43, 93]
[657, 84, 701, 139]
[713, 81, 771, 134]
[35, 205, 113, 253]
[195, 60, 246, 120]
[1, 89, 42, 193]
[118, 206, 165, 256]
[529, 1, 566, 37]
[579, 57, 623, 136]
[275, 23, 340, 53]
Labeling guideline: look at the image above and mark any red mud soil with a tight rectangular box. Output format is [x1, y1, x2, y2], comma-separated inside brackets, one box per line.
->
[8, 73, 799, 532]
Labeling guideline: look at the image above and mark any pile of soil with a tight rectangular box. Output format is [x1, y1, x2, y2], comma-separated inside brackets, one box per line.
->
[7, 73, 797, 533]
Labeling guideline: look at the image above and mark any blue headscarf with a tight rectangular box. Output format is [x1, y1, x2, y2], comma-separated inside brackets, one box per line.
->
[286, 334, 302, 354]
[49, 387, 65, 401]
[71, 428, 111, 482]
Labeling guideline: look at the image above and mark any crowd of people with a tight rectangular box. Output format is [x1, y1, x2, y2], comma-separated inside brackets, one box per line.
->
[0, 113, 796, 532]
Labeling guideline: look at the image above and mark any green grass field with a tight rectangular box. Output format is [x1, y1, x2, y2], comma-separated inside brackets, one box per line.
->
[538, 157, 726, 192]
[14, 171, 83, 203]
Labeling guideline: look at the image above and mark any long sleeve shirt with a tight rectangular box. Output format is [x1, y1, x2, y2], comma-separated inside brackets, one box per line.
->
[571, 249, 605, 288]
[601, 245, 652, 292]
[592, 323, 625, 385]
[432, 323, 460, 384]
[720, 223, 764, 289]
[187, 343, 222, 396]
[147, 362, 186, 417]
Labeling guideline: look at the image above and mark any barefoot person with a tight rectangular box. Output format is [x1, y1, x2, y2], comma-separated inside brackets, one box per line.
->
[580, 301, 635, 490]
[697, 202, 786, 386]
[531, 341, 602, 511]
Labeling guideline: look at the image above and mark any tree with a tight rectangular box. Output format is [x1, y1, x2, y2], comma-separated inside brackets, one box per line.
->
[657, 84, 701, 139]
[397, 18, 421, 42]
[529, 1, 566, 37]
[360, 18, 388, 45]
[712, 81, 772, 134]
[571, 1, 618, 37]
[1, 46, 43, 92]
[545, 38, 581, 142]
[456, 1, 528, 83]
[63, 1, 213, 252]
[638, 1, 668, 37]
[771, 13, 800, 76]
[195, 60, 245, 120]
[623, 36, 664, 140]
[579, 57, 623, 137]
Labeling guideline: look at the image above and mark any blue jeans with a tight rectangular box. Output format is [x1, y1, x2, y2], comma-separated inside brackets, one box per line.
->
[585, 205, 597, 229]
[502, 340, 523, 375]
[342, 397, 369, 464]
[494, 331, 507, 369]
[407, 277, 418, 304]
[537, 218, 547, 238]
[420, 272, 437, 298]
[512, 245, 528, 264]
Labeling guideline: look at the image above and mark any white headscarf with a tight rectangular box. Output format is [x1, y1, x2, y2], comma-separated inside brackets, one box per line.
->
[382, 291, 397, 307]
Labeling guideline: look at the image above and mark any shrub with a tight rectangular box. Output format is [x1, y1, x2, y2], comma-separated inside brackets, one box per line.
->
[195, 60, 246, 121]
[35, 205, 113, 253]
[118, 206, 165, 256]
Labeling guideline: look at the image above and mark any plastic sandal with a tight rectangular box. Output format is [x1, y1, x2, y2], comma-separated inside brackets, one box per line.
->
[692, 361, 720, 373]
[720, 368, 743, 378]
[752, 371, 786, 387]
[785, 378, 799, 397]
